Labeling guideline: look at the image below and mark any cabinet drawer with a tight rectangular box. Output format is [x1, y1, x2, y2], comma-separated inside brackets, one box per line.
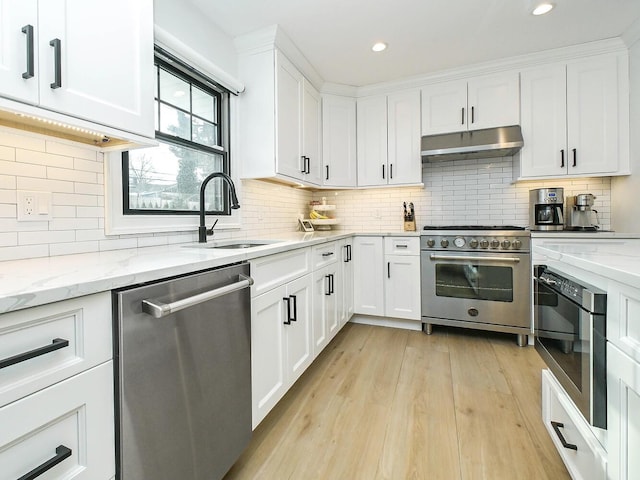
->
[384, 237, 419, 255]
[0, 361, 115, 480]
[312, 241, 339, 269]
[0, 292, 112, 407]
[251, 248, 311, 297]
[608, 282, 640, 363]
[541, 370, 606, 480]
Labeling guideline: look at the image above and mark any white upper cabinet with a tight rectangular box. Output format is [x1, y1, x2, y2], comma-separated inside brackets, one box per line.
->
[518, 53, 629, 179]
[321, 94, 357, 187]
[357, 90, 421, 187]
[0, 0, 154, 139]
[421, 72, 519, 135]
[239, 49, 322, 186]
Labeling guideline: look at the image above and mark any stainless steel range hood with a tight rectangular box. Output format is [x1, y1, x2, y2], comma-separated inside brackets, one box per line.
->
[421, 125, 524, 161]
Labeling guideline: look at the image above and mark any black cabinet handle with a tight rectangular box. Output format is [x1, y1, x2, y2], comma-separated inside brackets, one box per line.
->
[325, 165, 329, 181]
[18, 445, 72, 480]
[0, 338, 69, 370]
[283, 297, 291, 325]
[21, 25, 34, 79]
[382, 164, 385, 179]
[471, 106, 475, 124]
[289, 295, 297, 322]
[461, 107, 465, 125]
[560, 150, 565, 168]
[347, 244, 352, 261]
[325, 275, 331, 296]
[300, 156, 306, 174]
[343, 245, 349, 263]
[49, 38, 62, 89]
[572, 149, 577, 167]
[390, 163, 393, 179]
[551, 422, 577, 451]
[305, 156, 311, 174]
[387, 262, 391, 278]
[329, 274, 334, 294]
[322, 252, 334, 257]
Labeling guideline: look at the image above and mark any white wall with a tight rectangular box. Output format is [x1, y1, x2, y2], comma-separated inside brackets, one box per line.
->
[154, 0, 238, 76]
[611, 37, 640, 232]
[313, 158, 611, 232]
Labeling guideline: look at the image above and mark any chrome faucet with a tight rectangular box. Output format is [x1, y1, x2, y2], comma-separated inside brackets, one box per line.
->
[198, 172, 240, 243]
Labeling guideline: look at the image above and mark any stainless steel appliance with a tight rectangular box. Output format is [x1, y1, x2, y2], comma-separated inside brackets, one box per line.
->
[534, 265, 606, 429]
[421, 125, 524, 161]
[421, 226, 531, 346]
[113, 263, 253, 480]
[530, 188, 564, 231]
[565, 193, 600, 231]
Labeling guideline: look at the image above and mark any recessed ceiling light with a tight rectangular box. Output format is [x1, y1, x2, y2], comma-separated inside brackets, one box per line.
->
[532, 3, 554, 15]
[372, 42, 387, 52]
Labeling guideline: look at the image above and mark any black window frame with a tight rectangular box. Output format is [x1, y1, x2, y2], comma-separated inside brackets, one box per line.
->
[122, 46, 232, 216]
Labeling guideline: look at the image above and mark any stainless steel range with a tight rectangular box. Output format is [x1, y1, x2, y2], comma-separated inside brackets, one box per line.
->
[420, 226, 531, 346]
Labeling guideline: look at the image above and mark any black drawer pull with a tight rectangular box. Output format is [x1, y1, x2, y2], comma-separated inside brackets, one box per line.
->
[551, 421, 578, 451]
[321, 252, 334, 257]
[18, 445, 72, 480]
[0, 338, 69, 370]
[283, 297, 291, 325]
[289, 295, 297, 322]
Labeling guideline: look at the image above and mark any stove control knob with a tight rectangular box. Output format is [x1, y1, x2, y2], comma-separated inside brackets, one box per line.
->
[469, 239, 479, 248]
[501, 239, 511, 249]
[426, 238, 436, 248]
[512, 239, 522, 250]
[440, 239, 449, 248]
[479, 239, 489, 249]
[454, 237, 466, 248]
[490, 239, 500, 248]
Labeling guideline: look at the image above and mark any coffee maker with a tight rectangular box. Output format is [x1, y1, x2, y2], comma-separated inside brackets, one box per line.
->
[565, 193, 599, 231]
[529, 188, 564, 231]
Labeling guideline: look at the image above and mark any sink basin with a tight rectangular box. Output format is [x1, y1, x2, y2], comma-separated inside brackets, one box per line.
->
[184, 239, 282, 250]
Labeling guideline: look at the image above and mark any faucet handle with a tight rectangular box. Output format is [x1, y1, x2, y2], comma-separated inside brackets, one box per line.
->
[206, 218, 219, 236]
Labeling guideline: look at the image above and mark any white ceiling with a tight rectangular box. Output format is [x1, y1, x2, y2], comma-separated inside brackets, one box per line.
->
[191, 0, 640, 87]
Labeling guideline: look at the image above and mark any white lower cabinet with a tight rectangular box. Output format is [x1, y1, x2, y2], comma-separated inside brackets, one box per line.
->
[339, 239, 354, 327]
[251, 273, 313, 428]
[542, 369, 607, 480]
[312, 262, 339, 356]
[607, 343, 640, 480]
[0, 361, 115, 479]
[354, 236, 421, 321]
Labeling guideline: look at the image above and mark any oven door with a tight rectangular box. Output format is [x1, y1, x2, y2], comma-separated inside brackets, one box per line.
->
[534, 273, 606, 429]
[421, 251, 530, 330]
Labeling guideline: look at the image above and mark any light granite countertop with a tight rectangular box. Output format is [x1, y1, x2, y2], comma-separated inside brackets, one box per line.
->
[0, 230, 419, 314]
[534, 239, 640, 290]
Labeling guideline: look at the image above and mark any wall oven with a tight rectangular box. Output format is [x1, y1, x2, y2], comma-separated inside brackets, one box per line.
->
[534, 265, 607, 429]
[421, 226, 531, 346]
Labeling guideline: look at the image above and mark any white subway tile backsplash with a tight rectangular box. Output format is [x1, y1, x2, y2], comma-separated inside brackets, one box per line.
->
[46, 140, 98, 161]
[47, 166, 97, 184]
[50, 241, 99, 256]
[52, 192, 98, 206]
[0, 232, 17, 247]
[17, 176, 74, 193]
[0, 244, 49, 262]
[49, 217, 100, 231]
[0, 204, 16, 218]
[16, 149, 74, 169]
[0, 160, 46, 178]
[18, 230, 76, 245]
[0, 175, 16, 189]
[0, 146, 15, 161]
[73, 157, 103, 173]
[0, 129, 46, 151]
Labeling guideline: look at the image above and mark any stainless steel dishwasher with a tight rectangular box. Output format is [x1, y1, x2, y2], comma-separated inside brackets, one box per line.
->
[113, 262, 253, 480]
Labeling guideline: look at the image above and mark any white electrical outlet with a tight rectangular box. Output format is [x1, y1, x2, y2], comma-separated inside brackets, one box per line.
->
[17, 191, 52, 222]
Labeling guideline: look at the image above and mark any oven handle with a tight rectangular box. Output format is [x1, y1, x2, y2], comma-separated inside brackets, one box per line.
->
[428, 254, 521, 263]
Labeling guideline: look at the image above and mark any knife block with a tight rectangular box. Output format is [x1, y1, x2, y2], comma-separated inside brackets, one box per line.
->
[403, 220, 416, 231]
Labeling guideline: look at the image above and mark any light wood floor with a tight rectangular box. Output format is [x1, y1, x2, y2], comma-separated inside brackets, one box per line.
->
[225, 323, 571, 480]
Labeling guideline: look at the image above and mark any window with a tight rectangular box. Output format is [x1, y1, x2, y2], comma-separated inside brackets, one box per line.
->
[122, 47, 231, 216]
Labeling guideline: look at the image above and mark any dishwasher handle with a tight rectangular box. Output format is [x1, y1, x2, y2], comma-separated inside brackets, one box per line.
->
[142, 274, 254, 318]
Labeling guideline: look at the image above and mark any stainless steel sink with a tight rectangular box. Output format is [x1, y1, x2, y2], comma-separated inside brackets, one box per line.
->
[184, 239, 281, 250]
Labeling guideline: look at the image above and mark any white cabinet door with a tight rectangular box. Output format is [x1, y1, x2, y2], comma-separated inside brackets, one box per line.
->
[339, 239, 354, 326]
[566, 56, 620, 176]
[326, 262, 340, 340]
[251, 285, 287, 428]
[387, 89, 422, 185]
[302, 80, 322, 185]
[312, 268, 329, 355]
[607, 344, 640, 480]
[322, 94, 357, 187]
[0, 0, 39, 104]
[356, 95, 388, 186]
[36, 0, 154, 138]
[421, 80, 467, 135]
[384, 254, 421, 320]
[353, 236, 384, 316]
[520, 64, 568, 178]
[285, 274, 313, 386]
[467, 72, 520, 130]
[276, 52, 304, 180]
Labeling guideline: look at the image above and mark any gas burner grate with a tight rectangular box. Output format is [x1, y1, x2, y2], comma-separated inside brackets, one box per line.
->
[422, 225, 526, 231]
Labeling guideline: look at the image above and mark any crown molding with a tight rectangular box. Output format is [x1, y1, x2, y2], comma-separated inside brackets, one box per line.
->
[622, 17, 640, 47]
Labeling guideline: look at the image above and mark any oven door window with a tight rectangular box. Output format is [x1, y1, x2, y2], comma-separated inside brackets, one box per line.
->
[535, 281, 584, 391]
[435, 263, 513, 302]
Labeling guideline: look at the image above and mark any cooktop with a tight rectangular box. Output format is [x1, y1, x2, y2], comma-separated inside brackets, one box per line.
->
[422, 225, 526, 231]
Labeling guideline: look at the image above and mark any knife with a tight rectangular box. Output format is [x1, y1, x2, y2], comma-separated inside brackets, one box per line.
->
[409, 202, 414, 221]
[403, 202, 408, 220]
